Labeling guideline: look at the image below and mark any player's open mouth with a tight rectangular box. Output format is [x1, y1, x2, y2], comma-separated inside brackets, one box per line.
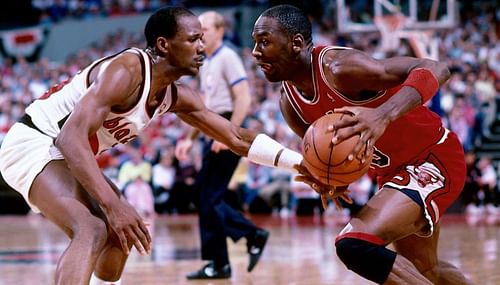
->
[195, 57, 204, 66]
[257, 62, 272, 72]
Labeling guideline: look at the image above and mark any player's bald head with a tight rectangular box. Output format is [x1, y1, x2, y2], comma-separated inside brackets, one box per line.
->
[199, 11, 225, 30]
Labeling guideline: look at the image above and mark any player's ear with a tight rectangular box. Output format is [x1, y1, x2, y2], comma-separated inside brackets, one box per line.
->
[156, 37, 169, 57]
[291, 33, 305, 57]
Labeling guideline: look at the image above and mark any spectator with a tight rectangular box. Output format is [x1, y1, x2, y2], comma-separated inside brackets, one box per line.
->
[477, 156, 499, 213]
[151, 151, 176, 213]
[117, 146, 152, 189]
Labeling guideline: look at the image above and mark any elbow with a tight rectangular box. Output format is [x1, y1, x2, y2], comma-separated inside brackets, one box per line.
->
[420, 59, 450, 85]
[54, 128, 76, 155]
[54, 132, 69, 155]
[436, 62, 451, 85]
[54, 132, 64, 150]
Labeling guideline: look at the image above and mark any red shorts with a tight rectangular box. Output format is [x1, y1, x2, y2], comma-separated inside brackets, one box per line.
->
[378, 129, 465, 235]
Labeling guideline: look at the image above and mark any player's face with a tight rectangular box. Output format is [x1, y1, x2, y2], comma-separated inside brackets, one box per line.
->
[252, 16, 293, 82]
[167, 15, 205, 76]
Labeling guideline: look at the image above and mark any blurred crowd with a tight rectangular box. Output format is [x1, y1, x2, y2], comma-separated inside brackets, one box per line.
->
[30, 0, 268, 23]
[0, 2, 499, 219]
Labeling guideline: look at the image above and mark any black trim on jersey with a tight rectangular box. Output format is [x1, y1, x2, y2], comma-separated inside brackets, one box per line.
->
[58, 113, 70, 130]
[19, 114, 53, 138]
[167, 83, 178, 113]
[86, 48, 129, 88]
[110, 49, 146, 115]
[84, 48, 147, 116]
[133, 50, 147, 115]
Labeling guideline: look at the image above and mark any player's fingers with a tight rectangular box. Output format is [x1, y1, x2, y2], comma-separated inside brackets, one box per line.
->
[350, 129, 371, 156]
[363, 139, 375, 163]
[140, 221, 152, 245]
[126, 228, 146, 255]
[294, 175, 316, 186]
[294, 164, 310, 175]
[334, 198, 343, 211]
[332, 107, 355, 116]
[340, 194, 353, 204]
[134, 224, 151, 254]
[294, 177, 318, 193]
[329, 115, 356, 131]
[117, 231, 130, 255]
[332, 125, 359, 145]
[293, 175, 308, 183]
[137, 221, 152, 252]
[328, 111, 356, 133]
[321, 195, 328, 210]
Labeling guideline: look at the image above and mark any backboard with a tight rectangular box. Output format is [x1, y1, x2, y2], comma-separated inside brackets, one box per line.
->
[337, 0, 457, 33]
[336, 0, 457, 59]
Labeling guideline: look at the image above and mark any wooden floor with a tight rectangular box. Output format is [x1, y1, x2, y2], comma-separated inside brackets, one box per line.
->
[0, 212, 499, 285]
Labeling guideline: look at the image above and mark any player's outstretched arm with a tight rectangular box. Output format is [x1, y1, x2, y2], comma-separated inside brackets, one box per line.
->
[172, 82, 351, 207]
[172, 82, 303, 172]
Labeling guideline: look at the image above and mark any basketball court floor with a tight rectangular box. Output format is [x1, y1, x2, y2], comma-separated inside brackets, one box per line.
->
[0, 212, 498, 285]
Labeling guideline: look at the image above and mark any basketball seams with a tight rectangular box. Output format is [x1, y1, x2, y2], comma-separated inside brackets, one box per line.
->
[311, 120, 331, 166]
[310, 161, 371, 175]
[302, 112, 372, 186]
[327, 113, 341, 184]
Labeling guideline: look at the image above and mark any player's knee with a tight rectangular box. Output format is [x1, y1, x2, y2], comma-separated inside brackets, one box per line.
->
[75, 215, 108, 248]
[335, 232, 397, 284]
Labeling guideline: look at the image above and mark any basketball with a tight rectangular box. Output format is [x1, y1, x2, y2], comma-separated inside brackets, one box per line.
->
[301, 113, 373, 186]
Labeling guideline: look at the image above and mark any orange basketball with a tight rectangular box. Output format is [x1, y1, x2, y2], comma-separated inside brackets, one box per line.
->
[301, 113, 373, 186]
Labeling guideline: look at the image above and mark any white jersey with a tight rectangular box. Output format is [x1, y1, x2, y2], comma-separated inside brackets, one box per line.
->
[25, 48, 175, 155]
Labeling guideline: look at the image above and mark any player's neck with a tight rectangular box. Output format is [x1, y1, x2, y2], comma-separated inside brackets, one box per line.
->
[289, 51, 314, 99]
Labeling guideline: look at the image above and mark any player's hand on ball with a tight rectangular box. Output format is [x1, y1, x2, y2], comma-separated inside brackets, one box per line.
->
[330, 106, 388, 163]
[294, 163, 352, 210]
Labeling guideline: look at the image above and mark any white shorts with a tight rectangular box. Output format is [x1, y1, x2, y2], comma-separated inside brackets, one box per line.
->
[0, 123, 64, 213]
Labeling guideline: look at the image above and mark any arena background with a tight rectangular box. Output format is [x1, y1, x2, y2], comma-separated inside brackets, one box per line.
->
[0, 1, 499, 284]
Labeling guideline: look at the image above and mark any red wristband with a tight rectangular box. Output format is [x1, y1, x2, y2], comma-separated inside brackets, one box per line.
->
[401, 68, 439, 104]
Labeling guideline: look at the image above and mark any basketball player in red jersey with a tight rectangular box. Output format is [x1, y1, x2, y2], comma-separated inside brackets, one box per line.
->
[0, 6, 317, 285]
[252, 5, 472, 285]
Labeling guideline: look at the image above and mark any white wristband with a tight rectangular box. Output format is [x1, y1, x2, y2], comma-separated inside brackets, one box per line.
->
[247, 134, 302, 172]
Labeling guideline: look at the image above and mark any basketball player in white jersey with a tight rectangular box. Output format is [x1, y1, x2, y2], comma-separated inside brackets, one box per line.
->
[0, 6, 328, 285]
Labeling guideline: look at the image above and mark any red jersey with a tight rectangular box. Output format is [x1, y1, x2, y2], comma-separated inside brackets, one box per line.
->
[282, 46, 445, 179]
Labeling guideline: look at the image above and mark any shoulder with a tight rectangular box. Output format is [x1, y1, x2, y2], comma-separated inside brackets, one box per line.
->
[93, 49, 144, 89]
[87, 49, 145, 105]
[111, 49, 144, 76]
[321, 48, 370, 75]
